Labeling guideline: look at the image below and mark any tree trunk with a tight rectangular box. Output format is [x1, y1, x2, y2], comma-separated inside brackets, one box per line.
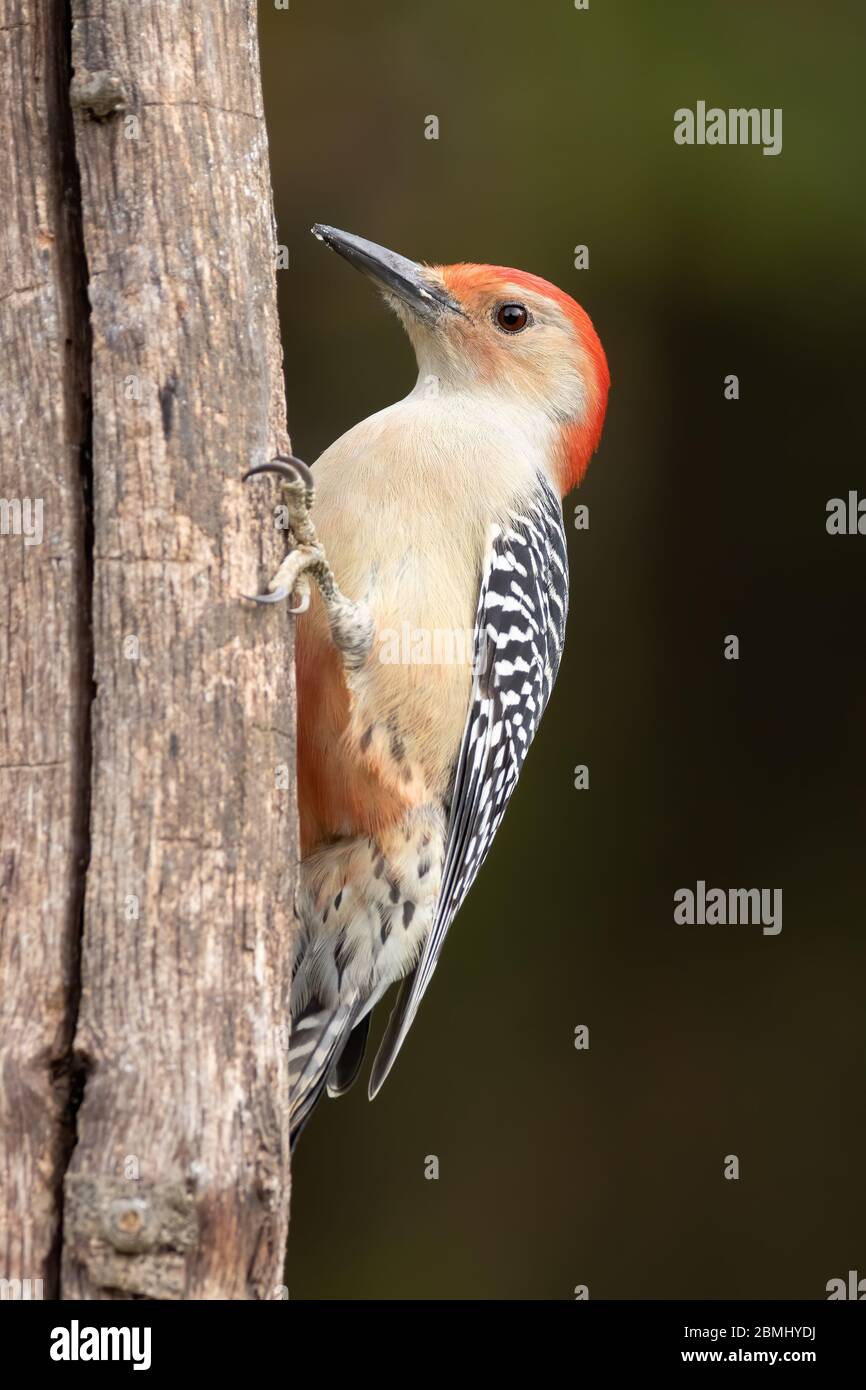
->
[1, 0, 297, 1300]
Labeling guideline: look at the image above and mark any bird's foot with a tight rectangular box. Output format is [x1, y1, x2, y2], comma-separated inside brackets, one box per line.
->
[242, 455, 318, 610]
[243, 454, 375, 669]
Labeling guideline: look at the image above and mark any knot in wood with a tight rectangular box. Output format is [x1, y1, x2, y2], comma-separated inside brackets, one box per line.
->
[69, 70, 129, 120]
[103, 1196, 155, 1252]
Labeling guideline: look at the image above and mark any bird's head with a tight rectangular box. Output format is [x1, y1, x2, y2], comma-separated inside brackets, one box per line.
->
[312, 225, 610, 495]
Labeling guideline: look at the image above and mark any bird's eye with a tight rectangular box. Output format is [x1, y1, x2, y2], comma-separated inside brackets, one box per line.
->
[495, 302, 529, 333]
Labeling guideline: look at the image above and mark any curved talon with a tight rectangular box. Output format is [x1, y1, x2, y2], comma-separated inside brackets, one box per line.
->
[242, 586, 290, 605]
[243, 454, 315, 492]
[242, 585, 311, 611]
[274, 453, 315, 490]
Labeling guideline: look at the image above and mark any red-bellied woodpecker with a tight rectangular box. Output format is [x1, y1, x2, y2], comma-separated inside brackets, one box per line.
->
[245, 225, 609, 1143]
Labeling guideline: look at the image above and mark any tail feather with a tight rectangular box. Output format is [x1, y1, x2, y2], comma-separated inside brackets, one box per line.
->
[326, 1013, 372, 1098]
[289, 999, 357, 1146]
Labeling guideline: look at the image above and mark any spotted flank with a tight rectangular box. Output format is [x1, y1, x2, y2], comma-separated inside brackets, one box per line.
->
[289, 809, 445, 1144]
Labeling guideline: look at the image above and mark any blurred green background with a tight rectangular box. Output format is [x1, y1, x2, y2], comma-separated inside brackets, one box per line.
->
[259, 0, 866, 1298]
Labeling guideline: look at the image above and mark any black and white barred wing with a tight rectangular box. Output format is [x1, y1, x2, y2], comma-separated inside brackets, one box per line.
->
[369, 476, 569, 1096]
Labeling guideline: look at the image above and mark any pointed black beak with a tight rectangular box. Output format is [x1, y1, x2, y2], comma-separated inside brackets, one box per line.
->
[311, 224, 466, 319]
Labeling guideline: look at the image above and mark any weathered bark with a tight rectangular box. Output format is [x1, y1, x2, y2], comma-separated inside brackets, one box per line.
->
[0, 0, 91, 1299]
[2, 0, 297, 1300]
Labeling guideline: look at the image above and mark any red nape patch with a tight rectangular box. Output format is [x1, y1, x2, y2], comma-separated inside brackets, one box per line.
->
[441, 263, 610, 495]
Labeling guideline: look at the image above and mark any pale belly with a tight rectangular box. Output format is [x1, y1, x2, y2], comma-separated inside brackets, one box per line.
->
[296, 462, 481, 852]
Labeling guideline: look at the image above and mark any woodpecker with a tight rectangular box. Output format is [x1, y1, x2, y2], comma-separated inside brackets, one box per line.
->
[245, 226, 609, 1144]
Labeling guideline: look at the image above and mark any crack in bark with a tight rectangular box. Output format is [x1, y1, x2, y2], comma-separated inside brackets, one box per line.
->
[0, 761, 67, 771]
[49, 0, 96, 1300]
[140, 98, 261, 120]
[0, 281, 47, 304]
